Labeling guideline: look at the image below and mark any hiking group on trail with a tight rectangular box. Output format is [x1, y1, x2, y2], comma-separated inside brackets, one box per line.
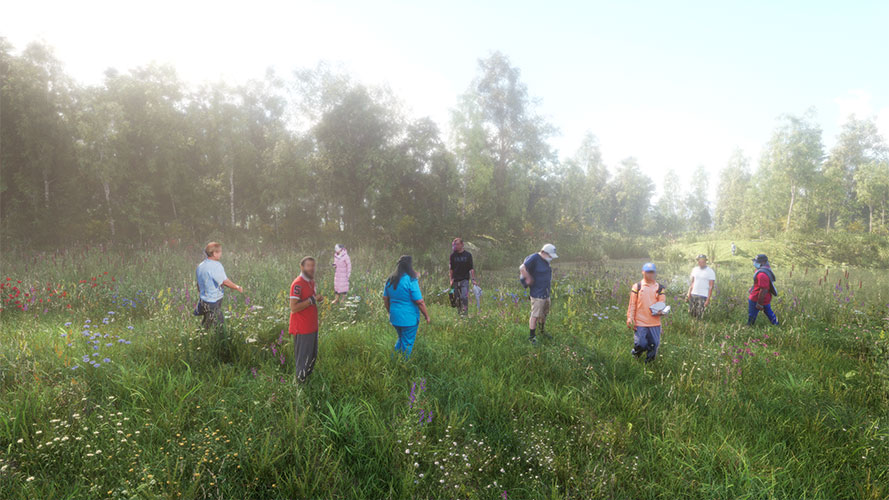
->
[194, 240, 779, 381]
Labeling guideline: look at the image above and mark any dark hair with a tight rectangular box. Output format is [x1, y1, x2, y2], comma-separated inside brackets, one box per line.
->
[386, 255, 416, 288]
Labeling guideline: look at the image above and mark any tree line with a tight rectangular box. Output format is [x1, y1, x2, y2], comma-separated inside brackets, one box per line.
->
[2, 39, 888, 252]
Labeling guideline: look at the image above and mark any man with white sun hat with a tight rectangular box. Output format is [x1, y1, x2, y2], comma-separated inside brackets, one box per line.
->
[519, 243, 558, 344]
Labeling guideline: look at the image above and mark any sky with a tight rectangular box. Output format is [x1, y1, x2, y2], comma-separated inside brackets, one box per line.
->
[4, 0, 889, 200]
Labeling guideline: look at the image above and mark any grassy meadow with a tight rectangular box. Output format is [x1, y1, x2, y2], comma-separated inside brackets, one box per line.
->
[1, 245, 887, 499]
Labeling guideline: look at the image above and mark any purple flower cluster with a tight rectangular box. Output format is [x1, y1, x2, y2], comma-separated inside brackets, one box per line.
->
[66, 313, 131, 370]
[409, 378, 433, 425]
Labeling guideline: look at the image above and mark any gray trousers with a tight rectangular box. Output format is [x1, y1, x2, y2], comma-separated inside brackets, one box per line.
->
[454, 280, 470, 314]
[689, 294, 707, 318]
[294, 331, 318, 382]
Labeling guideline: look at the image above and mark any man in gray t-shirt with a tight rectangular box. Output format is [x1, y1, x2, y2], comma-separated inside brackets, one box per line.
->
[195, 241, 243, 329]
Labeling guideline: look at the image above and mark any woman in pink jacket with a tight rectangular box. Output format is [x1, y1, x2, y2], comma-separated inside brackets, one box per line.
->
[332, 244, 352, 304]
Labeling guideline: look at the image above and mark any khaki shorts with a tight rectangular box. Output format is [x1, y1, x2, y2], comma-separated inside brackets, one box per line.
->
[530, 297, 551, 319]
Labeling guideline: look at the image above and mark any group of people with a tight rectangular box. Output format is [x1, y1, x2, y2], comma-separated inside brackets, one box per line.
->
[193, 240, 779, 380]
[626, 252, 780, 362]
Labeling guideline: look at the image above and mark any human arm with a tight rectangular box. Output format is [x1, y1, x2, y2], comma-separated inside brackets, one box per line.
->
[222, 279, 243, 293]
[654, 289, 667, 314]
[290, 295, 317, 313]
[686, 276, 695, 300]
[705, 279, 714, 306]
[469, 255, 477, 284]
[756, 288, 769, 309]
[409, 278, 429, 323]
[626, 286, 637, 329]
[415, 300, 430, 324]
[754, 274, 769, 309]
[520, 264, 533, 286]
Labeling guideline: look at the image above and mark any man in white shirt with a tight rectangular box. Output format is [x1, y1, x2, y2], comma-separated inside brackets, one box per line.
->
[687, 254, 715, 318]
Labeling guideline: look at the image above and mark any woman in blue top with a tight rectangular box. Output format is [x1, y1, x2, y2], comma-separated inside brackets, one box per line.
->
[383, 255, 430, 359]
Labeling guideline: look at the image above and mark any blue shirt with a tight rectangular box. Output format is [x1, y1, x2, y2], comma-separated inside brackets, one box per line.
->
[383, 274, 423, 327]
[523, 253, 552, 299]
[196, 259, 227, 303]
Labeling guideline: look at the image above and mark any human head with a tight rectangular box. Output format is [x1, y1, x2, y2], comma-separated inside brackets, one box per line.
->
[753, 254, 769, 269]
[300, 256, 317, 280]
[335, 244, 344, 254]
[697, 254, 708, 268]
[540, 243, 558, 262]
[205, 242, 222, 260]
[388, 255, 415, 285]
[642, 262, 657, 281]
[452, 237, 464, 253]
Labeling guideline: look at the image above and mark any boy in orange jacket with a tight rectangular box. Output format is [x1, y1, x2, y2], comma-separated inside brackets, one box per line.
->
[627, 262, 667, 362]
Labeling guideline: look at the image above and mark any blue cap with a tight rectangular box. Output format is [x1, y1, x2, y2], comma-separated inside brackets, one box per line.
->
[642, 262, 657, 272]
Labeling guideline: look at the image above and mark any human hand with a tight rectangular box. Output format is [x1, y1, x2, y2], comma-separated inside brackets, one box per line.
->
[627, 319, 635, 330]
[425, 315, 431, 324]
[237, 285, 244, 293]
[755, 303, 763, 311]
[315, 294, 325, 303]
[704, 299, 710, 307]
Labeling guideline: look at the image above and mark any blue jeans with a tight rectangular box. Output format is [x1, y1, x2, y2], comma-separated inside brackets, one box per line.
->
[748, 299, 778, 326]
[633, 326, 661, 362]
[393, 323, 418, 360]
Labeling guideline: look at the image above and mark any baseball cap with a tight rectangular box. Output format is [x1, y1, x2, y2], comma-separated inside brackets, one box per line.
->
[697, 254, 707, 260]
[753, 254, 769, 264]
[642, 262, 657, 272]
[541, 243, 558, 259]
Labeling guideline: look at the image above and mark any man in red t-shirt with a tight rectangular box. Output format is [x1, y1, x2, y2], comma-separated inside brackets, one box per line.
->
[289, 256, 324, 382]
[748, 254, 778, 326]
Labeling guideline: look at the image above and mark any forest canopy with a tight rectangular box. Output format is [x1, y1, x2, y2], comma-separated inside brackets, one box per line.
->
[2, 39, 888, 251]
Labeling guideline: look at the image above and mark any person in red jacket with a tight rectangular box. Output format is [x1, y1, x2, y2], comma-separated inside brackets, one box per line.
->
[748, 254, 779, 326]
[289, 256, 324, 383]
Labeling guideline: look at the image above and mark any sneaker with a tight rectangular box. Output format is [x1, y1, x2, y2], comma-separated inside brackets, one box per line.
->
[529, 336, 537, 345]
[631, 347, 642, 358]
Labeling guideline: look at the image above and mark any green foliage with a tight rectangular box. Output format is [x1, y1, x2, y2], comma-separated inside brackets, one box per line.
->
[4, 40, 889, 255]
[1, 247, 887, 498]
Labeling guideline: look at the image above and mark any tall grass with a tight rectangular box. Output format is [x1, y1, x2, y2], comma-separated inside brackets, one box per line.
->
[1, 247, 887, 499]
